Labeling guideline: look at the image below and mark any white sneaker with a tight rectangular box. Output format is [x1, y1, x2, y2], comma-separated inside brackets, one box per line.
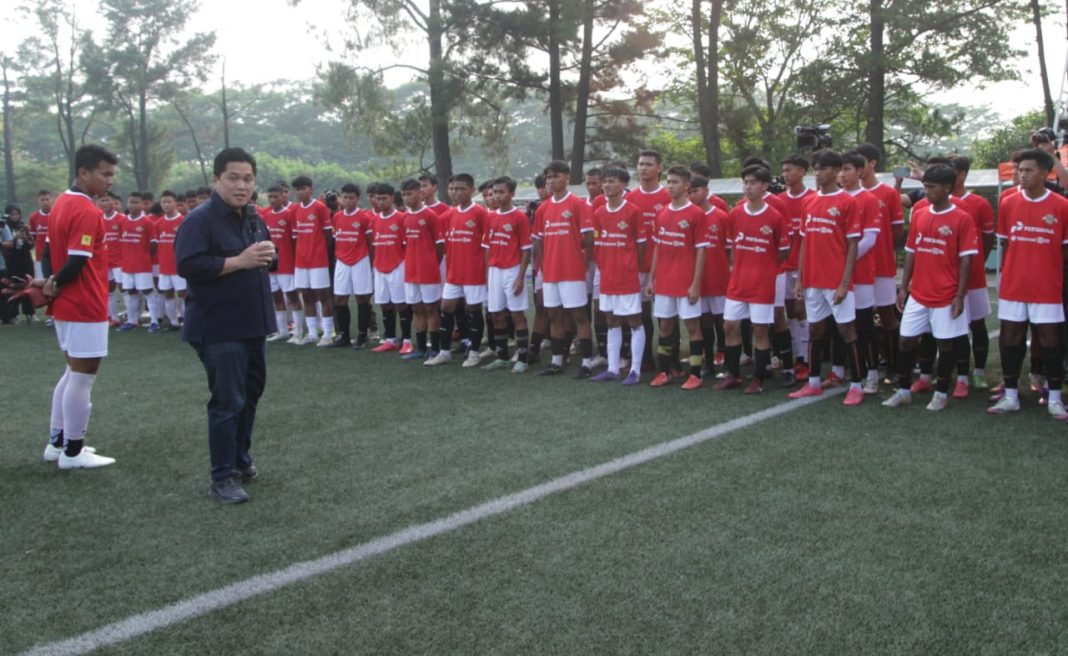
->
[266, 332, 291, 343]
[316, 335, 335, 347]
[926, 392, 948, 412]
[1049, 400, 1068, 420]
[463, 352, 483, 368]
[540, 339, 552, 351]
[739, 354, 753, 366]
[770, 355, 782, 370]
[58, 449, 116, 469]
[510, 350, 519, 363]
[286, 333, 303, 345]
[987, 396, 1021, 415]
[862, 378, 880, 395]
[43, 444, 96, 462]
[589, 355, 608, 369]
[424, 351, 452, 366]
[478, 347, 496, 360]
[297, 334, 318, 346]
[881, 389, 912, 408]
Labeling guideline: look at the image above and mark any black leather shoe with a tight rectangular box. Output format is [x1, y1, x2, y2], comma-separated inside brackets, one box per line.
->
[209, 477, 249, 504]
[539, 363, 563, 376]
[573, 366, 592, 380]
[238, 464, 258, 483]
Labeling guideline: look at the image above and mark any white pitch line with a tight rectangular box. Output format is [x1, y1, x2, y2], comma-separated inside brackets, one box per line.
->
[23, 387, 846, 656]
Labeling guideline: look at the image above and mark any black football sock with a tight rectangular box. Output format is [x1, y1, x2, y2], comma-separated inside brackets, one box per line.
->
[595, 316, 608, 358]
[455, 304, 469, 338]
[754, 347, 771, 381]
[516, 328, 530, 363]
[845, 339, 863, 383]
[50, 429, 64, 448]
[671, 328, 681, 368]
[657, 335, 673, 373]
[334, 303, 351, 341]
[382, 308, 397, 341]
[701, 323, 717, 365]
[688, 339, 704, 378]
[773, 329, 793, 371]
[400, 307, 413, 341]
[65, 438, 84, 458]
[935, 342, 955, 394]
[1044, 343, 1064, 391]
[830, 326, 845, 371]
[495, 329, 509, 359]
[955, 334, 971, 378]
[579, 337, 593, 361]
[416, 330, 428, 352]
[855, 307, 876, 373]
[897, 346, 917, 390]
[808, 336, 824, 379]
[642, 306, 655, 365]
[741, 319, 753, 357]
[440, 310, 455, 352]
[551, 336, 567, 357]
[971, 321, 989, 370]
[917, 333, 937, 376]
[724, 344, 742, 379]
[506, 313, 516, 339]
[530, 331, 544, 357]
[1001, 342, 1026, 389]
[356, 302, 371, 341]
[430, 330, 441, 353]
[470, 308, 486, 353]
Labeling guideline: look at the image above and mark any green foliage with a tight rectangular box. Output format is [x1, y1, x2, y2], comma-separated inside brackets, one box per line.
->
[971, 109, 1047, 168]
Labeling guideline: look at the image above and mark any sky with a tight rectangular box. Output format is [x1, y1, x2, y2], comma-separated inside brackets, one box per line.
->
[2, 0, 1066, 127]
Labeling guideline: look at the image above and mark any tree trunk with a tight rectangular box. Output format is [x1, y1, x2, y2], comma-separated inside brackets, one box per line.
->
[548, 0, 565, 161]
[568, 0, 595, 184]
[692, 0, 716, 173]
[173, 101, 210, 186]
[863, 0, 886, 168]
[221, 60, 231, 148]
[1032, 0, 1055, 127]
[426, 0, 453, 200]
[137, 90, 149, 190]
[2, 61, 16, 202]
[708, 0, 723, 177]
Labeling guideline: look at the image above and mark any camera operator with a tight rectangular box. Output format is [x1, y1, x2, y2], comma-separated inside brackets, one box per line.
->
[4, 204, 37, 322]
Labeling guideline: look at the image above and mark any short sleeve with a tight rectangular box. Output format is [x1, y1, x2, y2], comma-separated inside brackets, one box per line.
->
[68, 209, 101, 257]
[959, 212, 979, 255]
[518, 214, 532, 250]
[578, 200, 594, 233]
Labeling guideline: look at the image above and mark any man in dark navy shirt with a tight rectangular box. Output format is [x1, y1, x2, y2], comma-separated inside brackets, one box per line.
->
[176, 148, 276, 504]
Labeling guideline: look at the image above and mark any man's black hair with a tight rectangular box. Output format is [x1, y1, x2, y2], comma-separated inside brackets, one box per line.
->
[585, 167, 603, 178]
[74, 144, 118, 174]
[418, 174, 438, 186]
[399, 177, 421, 192]
[741, 156, 772, 170]
[37, 189, 52, 196]
[266, 185, 283, 194]
[374, 182, 396, 196]
[690, 174, 709, 189]
[340, 183, 362, 196]
[665, 165, 691, 181]
[160, 189, 177, 199]
[290, 175, 313, 189]
[638, 149, 663, 164]
[1013, 148, 1055, 172]
[213, 147, 257, 177]
[534, 173, 547, 189]
[922, 164, 957, 186]
[741, 165, 772, 183]
[601, 166, 630, 185]
[781, 154, 810, 170]
[812, 149, 844, 168]
[127, 191, 143, 200]
[493, 176, 517, 193]
[544, 160, 570, 175]
[949, 155, 971, 175]
[855, 143, 882, 165]
[449, 173, 475, 186]
[842, 150, 867, 169]
[690, 163, 713, 177]
[196, 186, 211, 196]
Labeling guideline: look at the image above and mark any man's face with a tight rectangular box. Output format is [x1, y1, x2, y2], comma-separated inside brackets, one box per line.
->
[341, 192, 358, 211]
[401, 187, 422, 210]
[78, 163, 114, 198]
[197, 193, 210, 205]
[176, 198, 187, 214]
[450, 181, 473, 206]
[637, 156, 661, 183]
[546, 170, 569, 196]
[127, 196, 142, 215]
[161, 195, 176, 215]
[863, 157, 878, 177]
[665, 173, 689, 200]
[687, 185, 709, 206]
[838, 163, 861, 189]
[585, 174, 603, 199]
[742, 175, 768, 201]
[420, 180, 437, 202]
[187, 197, 200, 211]
[814, 165, 839, 188]
[267, 191, 283, 210]
[369, 195, 380, 212]
[295, 185, 312, 203]
[1017, 159, 1048, 191]
[97, 196, 111, 213]
[213, 162, 256, 208]
[38, 194, 52, 212]
[482, 189, 500, 210]
[492, 183, 513, 208]
[922, 181, 952, 205]
[536, 185, 550, 201]
[781, 163, 805, 186]
[602, 176, 625, 199]
[375, 193, 394, 213]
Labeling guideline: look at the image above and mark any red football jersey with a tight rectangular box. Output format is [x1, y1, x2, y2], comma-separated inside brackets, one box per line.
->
[119, 214, 155, 274]
[861, 182, 903, 279]
[700, 207, 730, 298]
[725, 203, 790, 304]
[28, 210, 50, 261]
[777, 187, 815, 272]
[800, 190, 861, 290]
[709, 194, 729, 214]
[444, 203, 490, 285]
[403, 207, 444, 284]
[626, 185, 672, 273]
[533, 193, 593, 283]
[263, 206, 296, 275]
[372, 210, 406, 273]
[588, 194, 606, 211]
[485, 207, 532, 269]
[906, 205, 979, 307]
[102, 211, 125, 268]
[652, 202, 708, 297]
[48, 190, 108, 322]
[333, 208, 373, 266]
[592, 199, 646, 296]
[293, 199, 332, 269]
[954, 191, 995, 291]
[155, 214, 184, 275]
[424, 200, 450, 218]
[996, 189, 1068, 304]
[846, 188, 881, 285]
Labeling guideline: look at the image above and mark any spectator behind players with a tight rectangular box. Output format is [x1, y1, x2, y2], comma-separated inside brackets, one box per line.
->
[5, 205, 37, 322]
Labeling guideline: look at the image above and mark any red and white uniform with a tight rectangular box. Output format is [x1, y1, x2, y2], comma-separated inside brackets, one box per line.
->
[485, 206, 532, 313]
[119, 213, 155, 290]
[626, 185, 671, 276]
[155, 214, 186, 291]
[800, 190, 861, 324]
[262, 206, 296, 293]
[723, 203, 790, 324]
[443, 202, 490, 303]
[49, 189, 110, 357]
[403, 206, 444, 303]
[777, 187, 814, 275]
[864, 181, 904, 307]
[709, 194, 729, 214]
[372, 209, 407, 305]
[28, 210, 50, 274]
[533, 193, 593, 309]
[996, 189, 1068, 323]
[845, 187, 882, 309]
[333, 208, 374, 296]
[652, 201, 707, 320]
[424, 200, 450, 218]
[102, 211, 125, 280]
[954, 191, 996, 320]
[901, 204, 979, 339]
[700, 206, 730, 315]
[293, 199, 332, 289]
[593, 198, 646, 316]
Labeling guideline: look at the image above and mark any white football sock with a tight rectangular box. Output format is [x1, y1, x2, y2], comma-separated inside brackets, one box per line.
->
[305, 315, 319, 336]
[629, 325, 646, 374]
[275, 311, 289, 336]
[108, 293, 120, 322]
[293, 310, 305, 337]
[321, 316, 334, 337]
[147, 291, 160, 324]
[50, 366, 71, 434]
[164, 298, 178, 325]
[62, 372, 96, 439]
[606, 326, 622, 374]
[790, 319, 808, 363]
[124, 294, 141, 325]
[1050, 389, 1062, 404]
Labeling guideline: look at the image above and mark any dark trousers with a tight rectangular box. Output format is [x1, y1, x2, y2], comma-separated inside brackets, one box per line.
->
[193, 338, 267, 482]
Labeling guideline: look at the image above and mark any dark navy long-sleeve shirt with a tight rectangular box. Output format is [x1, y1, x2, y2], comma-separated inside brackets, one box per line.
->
[175, 192, 276, 344]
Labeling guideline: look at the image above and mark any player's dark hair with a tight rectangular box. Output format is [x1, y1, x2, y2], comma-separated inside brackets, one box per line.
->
[949, 155, 971, 175]
[690, 163, 713, 177]
[266, 185, 283, 194]
[534, 174, 547, 189]
[374, 182, 395, 196]
[638, 149, 662, 164]
[607, 159, 629, 171]
[665, 165, 692, 181]
[150, 201, 163, 215]
[781, 154, 810, 170]
[690, 174, 709, 189]
[1013, 148, 1055, 172]
[544, 160, 570, 175]
[141, 191, 154, 201]
[37, 189, 51, 196]
[741, 165, 772, 183]
[450, 173, 475, 187]
[184, 189, 197, 199]
[418, 174, 438, 186]
[340, 183, 362, 196]
[74, 144, 118, 173]
[812, 149, 843, 168]
[290, 175, 313, 189]
[196, 186, 211, 196]
[274, 180, 289, 190]
[741, 156, 772, 171]
[925, 156, 951, 167]
[842, 150, 867, 169]
[493, 176, 517, 193]
[855, 143, 882, 165]
[601, 166, 630, 185]
[127, 191, 143, 200]
[921, 164, 957, 186]
[399, 177, 421, 192]
[108, 191, 121, 200]
[393, 190, 403, 206]
[585, 167, 603, 178]
[213, 147, 257, 177]
[160, 189, 176, 199]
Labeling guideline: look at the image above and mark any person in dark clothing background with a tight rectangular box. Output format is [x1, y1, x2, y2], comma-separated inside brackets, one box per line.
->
[5, 205, 37, 322]
[175, 148, 277, 504]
